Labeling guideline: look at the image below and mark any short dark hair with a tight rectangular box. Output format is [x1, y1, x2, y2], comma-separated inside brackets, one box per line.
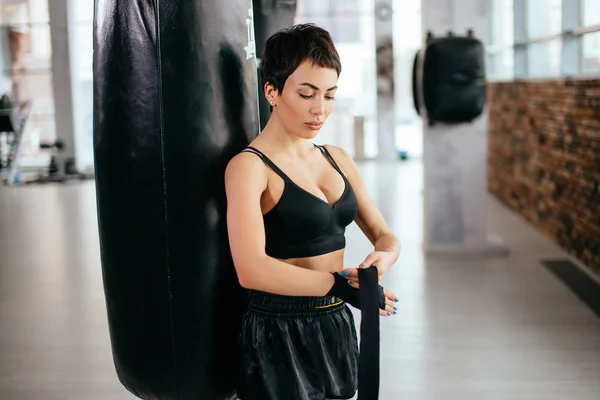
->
[260, 24, 342, 94]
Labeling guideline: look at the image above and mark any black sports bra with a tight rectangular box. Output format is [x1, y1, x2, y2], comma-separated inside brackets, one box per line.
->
[242, 144, 358, 259]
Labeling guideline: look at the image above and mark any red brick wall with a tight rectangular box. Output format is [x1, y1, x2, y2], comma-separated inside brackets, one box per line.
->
[487, 79, 600, 279]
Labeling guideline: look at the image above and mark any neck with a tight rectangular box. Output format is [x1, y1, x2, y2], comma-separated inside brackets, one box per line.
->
[258, 112, 312, 156]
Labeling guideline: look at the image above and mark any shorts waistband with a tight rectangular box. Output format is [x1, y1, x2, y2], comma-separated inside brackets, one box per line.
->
[247, 290, 344, 315]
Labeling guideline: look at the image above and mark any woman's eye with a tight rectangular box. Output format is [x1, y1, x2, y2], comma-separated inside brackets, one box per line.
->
[300, 94, 335, 100]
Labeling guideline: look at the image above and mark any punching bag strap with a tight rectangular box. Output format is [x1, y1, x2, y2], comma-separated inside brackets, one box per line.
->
[357, 266, 380, 400]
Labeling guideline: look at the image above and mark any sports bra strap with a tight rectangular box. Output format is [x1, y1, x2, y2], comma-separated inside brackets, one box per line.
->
[243, 144, 345, 182]
[242, 146, 291, 182]
[314, 144, 346, 177]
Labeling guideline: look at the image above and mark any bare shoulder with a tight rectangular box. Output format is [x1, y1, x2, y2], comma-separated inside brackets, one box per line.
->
[321, 143, 351, 160]
[225, 150, 265, 174]
[224, 151, 267, 192]
[321, 144, 358, 175]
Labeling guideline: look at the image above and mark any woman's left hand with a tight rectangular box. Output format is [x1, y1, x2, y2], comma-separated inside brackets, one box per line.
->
[339, 251, 395, 285]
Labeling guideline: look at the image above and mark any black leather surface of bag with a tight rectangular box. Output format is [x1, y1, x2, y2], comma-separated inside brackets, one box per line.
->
[412, 32, 486, 125]
[93, 1, 258, 399]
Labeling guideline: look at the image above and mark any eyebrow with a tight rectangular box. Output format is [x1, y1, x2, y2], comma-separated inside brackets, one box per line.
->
[298, 82, 338, 91]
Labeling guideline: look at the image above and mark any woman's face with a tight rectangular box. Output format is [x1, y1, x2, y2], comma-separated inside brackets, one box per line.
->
[268, 60, 338, 139]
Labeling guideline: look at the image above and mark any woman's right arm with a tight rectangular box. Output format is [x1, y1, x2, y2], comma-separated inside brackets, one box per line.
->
[224, 152, 335, 297]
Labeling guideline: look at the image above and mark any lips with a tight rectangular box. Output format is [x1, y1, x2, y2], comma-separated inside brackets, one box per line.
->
[305, 122, 323, 130]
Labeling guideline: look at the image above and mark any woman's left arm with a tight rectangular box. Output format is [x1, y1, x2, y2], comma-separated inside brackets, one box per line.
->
[325, 145, 401, 283]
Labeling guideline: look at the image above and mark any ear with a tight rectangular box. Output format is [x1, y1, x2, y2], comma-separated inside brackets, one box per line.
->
[263, 81, 279, 104]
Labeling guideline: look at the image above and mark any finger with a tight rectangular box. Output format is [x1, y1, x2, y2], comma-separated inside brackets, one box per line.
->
[359, 253, 379, 269]
[339, 268, 358, 279]
[379, 308, 395, 317]
[379, 309, 391, 317]
[347, 280, 359, 289]
[385, 304, 396, 315]
[385, 298, 397, 311]
[384, 289, 399, 302]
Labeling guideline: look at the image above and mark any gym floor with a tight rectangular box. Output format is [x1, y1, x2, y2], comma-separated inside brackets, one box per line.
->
[1, 160, 599, 400]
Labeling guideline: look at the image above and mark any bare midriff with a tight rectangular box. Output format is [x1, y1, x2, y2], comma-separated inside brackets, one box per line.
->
[278, 248, 345, 273]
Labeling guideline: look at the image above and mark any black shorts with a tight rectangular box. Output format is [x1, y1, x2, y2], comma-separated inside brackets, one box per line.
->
[236, 290, 359, 400]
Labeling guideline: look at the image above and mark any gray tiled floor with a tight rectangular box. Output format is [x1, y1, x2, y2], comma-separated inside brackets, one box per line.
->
[1, 160, 599, 400]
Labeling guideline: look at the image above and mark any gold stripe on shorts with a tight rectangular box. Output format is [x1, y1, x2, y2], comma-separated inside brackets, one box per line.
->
[315, 300, 344, 309]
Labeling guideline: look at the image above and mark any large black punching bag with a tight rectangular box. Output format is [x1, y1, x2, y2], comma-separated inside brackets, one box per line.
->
[93, 1, 258, 399]
[412, 30, 486, 126]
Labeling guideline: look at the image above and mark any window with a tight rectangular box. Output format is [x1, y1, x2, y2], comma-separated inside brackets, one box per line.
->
[486, 0, 514, 80]
[71, 0, 94, 171]
[527, 0, 562, 39]
[489, 0, 513, 47]
[489, 49, 514, 80]
[528, 39, 561, 77]
[393, 0, 422, 158]
[296, 0, 361, 43]
[582, 0, 600, 27]
[582, 31, 600, 74]
[487, 0, 600, 78]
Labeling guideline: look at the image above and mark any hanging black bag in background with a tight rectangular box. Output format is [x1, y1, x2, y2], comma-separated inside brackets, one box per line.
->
[412, 30, 486, 126]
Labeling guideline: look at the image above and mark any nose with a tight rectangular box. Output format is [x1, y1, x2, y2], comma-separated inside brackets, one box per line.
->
[311, 97, 325, 116]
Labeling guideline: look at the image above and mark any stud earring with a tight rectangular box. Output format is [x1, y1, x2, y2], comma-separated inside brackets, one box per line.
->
[270, 101, 275, 106]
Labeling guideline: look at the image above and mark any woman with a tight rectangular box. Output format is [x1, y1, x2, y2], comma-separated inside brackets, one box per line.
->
[225, 24, 401, 400]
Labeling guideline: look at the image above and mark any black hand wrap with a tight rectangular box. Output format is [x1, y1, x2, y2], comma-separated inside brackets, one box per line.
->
[327, 271, 386, 311]
[327, 266, 384, 400]
[327, 272, 361, 308]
